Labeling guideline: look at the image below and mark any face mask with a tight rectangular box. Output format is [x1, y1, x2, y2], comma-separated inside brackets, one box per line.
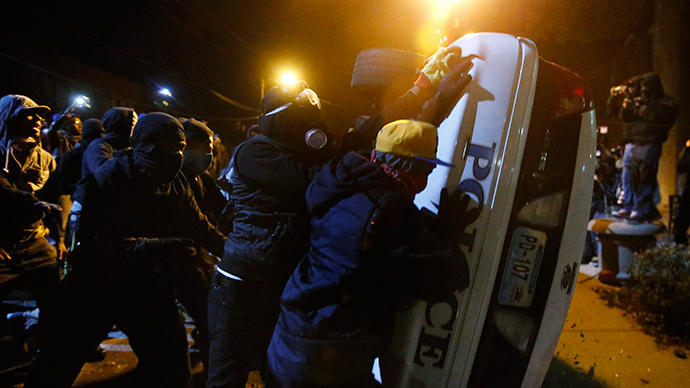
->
[143, 153, 183, 186]
[183, 150, 214, 178]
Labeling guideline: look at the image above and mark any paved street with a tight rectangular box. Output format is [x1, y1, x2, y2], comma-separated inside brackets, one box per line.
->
[2, 264, 689, 388]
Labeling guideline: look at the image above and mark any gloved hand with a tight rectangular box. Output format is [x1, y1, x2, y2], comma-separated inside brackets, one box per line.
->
[415, 46, 464, 89]
[417, 55, 475, 126]
[432, 188, 480, 240]
[159, 238, 197, 260]
[34, 201, 62, 220]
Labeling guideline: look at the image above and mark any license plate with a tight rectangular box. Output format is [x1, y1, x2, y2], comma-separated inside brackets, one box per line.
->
[498, 226, 546, 308]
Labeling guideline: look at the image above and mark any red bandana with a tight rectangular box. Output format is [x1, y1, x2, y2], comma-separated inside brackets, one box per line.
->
[374, 159, 428, 199]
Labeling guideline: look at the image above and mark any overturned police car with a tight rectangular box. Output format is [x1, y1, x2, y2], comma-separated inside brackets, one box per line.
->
[378, 32, 597, 388]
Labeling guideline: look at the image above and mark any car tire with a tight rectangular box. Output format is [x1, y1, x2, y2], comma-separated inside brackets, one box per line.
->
[350, 48, 425, 100]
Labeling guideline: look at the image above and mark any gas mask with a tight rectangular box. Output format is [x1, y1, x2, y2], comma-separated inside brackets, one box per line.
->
[262, 87, 327, 150]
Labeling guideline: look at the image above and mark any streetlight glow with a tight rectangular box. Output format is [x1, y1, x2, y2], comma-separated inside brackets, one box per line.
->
[279, 72, 299, 85]
[73, 95, 91, 108]
[159, 88, 172, 97]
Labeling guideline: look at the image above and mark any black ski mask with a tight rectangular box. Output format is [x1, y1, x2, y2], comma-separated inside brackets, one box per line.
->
[130, 112, 186, 187]
[183, 150, 213, 178]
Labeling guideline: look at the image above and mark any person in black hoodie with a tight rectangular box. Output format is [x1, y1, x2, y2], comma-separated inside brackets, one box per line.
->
[207, 84, 329, 388]
[178, 117, 228, 373]
[47, 114, 82, 159]
[80, 107, 137, 182]
[25, 112, 227, 388]
[57, 118, 105, 199]
[56, 118, 104, 238]
[266, 120, 474, 388]
[67, 108, 137, 252]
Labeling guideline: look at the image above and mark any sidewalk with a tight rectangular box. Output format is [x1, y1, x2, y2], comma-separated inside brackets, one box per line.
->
[545, 264, 689, 387]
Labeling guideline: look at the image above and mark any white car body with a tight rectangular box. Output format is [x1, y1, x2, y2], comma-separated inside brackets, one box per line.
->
[379, 33, 597, 388]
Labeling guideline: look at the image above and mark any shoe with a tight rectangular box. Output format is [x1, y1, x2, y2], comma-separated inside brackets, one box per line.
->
[85, 345, 107, 362]
[629, 211, 662, 223]
[612, 209, 631, 218]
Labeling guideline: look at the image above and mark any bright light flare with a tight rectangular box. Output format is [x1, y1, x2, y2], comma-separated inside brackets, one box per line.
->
[73, 95, 90, 108]
[159, 88, 172, 97]
[417, 0, 464, 54]
[279, 72, 299, 85]
[432, 0, 463, 6]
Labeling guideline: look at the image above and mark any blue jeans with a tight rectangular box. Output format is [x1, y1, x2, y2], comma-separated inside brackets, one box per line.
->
[207, 271, 282, 388]
[621, 142, 663, 219]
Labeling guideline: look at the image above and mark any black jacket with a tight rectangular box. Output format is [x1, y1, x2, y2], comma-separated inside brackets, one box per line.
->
[218, 135, 320, 288]
[74, 114, 225, 271]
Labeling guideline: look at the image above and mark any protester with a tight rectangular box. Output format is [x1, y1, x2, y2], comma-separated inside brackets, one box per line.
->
[608, 73, 680, 222]
[80, 107, 137, 181]
[0, 94, 62, 352]
[56, 118, 104, 231]
[207, 50, 474, 387]
[66, 107, 137, 252]
[57, 118, 104, 198]
[181, 118, 227, 226]
[206, 83, 330, 388]
[24, 112, 227, 388]
[266, 119, 474, 387]
[178, 117, 228, 372]
[47, 114, 82, 159]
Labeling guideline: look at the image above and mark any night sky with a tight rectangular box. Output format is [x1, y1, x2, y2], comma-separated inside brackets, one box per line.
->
[0, 0, 657, 135]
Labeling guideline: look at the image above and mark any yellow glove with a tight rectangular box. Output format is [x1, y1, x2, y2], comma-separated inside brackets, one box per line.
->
[415, 46, 463, 88]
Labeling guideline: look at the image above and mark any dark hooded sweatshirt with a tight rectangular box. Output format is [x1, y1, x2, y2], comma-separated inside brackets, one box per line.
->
[267, 152, 469, 387]
[0, 95, 56, 256]
[80, 108, 135, 178]
[73, 108, 135, 204]
[73, 113, 225, 271]
[57, 118, 104, 197]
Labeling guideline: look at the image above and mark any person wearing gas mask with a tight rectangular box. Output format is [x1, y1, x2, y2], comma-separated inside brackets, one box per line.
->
[177, 117, 228, 373]
[207, 83, 331, 388]
[266, 120, 475, 388]
[24, 112, 227, 388]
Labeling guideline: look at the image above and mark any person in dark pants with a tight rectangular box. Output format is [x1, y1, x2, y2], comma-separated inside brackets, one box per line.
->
[266, 120, 474, 388]
[57, 118, 104, 242]
[206, 84, 330, 388]
[608, 73, 680, 222]
[24, 112, 226, 388]
[178, 117, 228, 373]
[0, 95, 62, 344]
[57, 118, 104, 199]
[67, 107, 136, 252]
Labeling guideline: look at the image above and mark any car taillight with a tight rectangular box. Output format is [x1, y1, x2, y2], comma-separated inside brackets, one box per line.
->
[540, 59, 593, 121]
[516, 191, 566, 228]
